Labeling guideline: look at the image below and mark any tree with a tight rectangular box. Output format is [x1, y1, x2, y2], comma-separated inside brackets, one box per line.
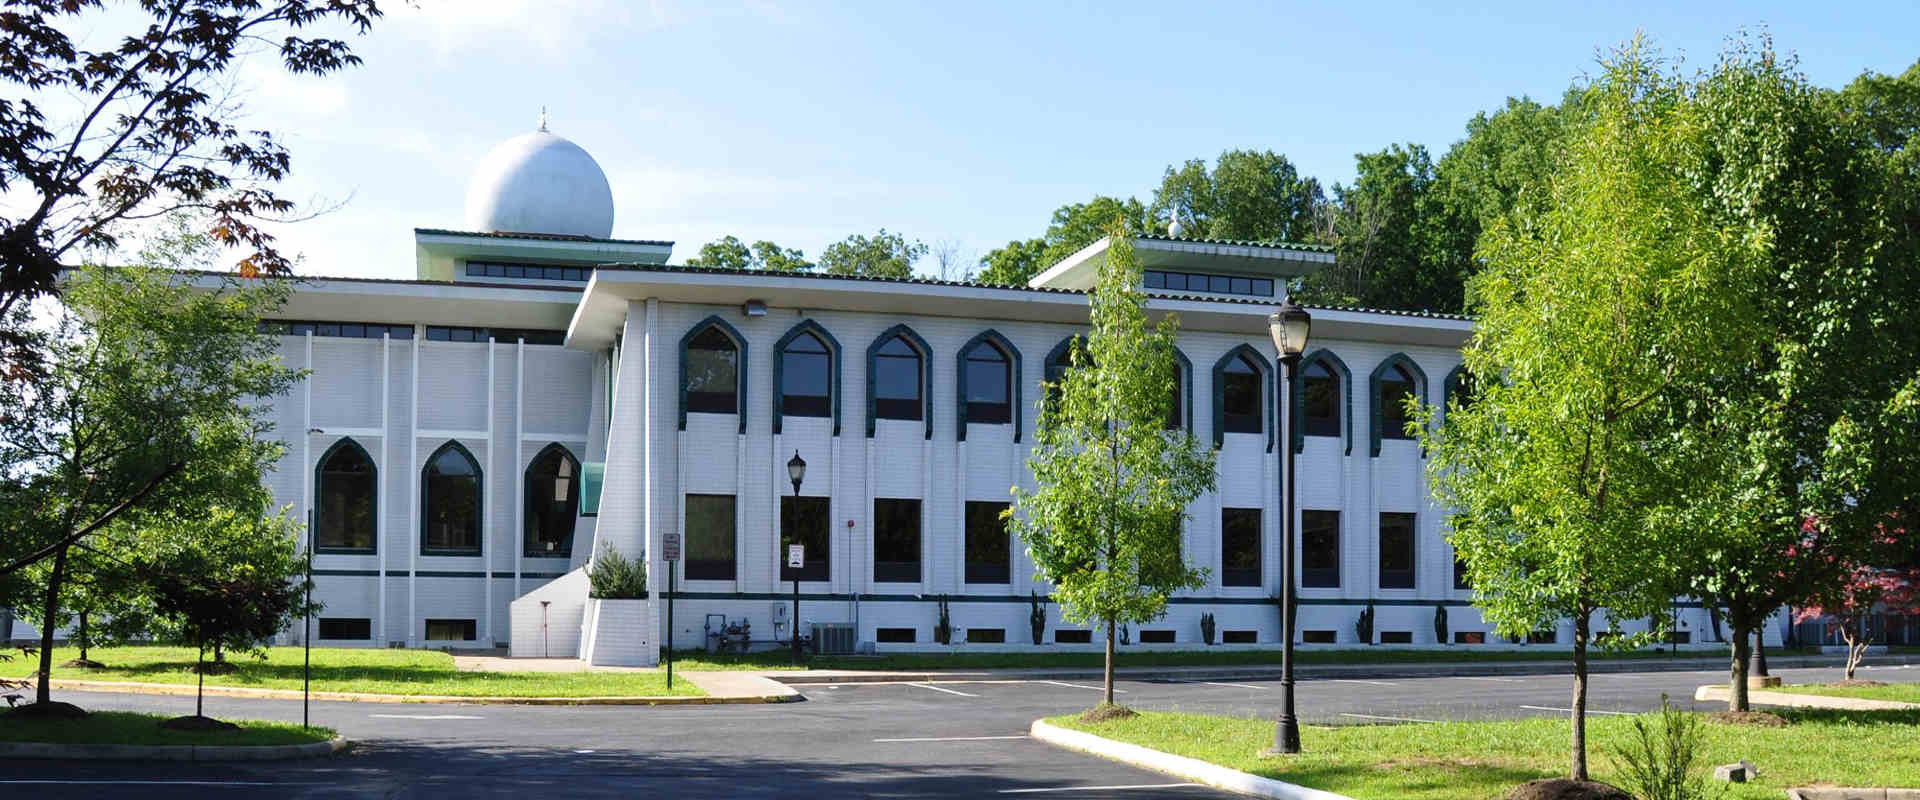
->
[1, 233, 299, 715]
[1008, 224, 1215, 709]
[0, 1, 382, 319]
[1150, 150, 1329, 243]
[818, 229, 926, 278]
[682, 236, 814, 272]
[929, 239, 973, 282]
[976, 196, 1149, 286]
[1422, 40, 1738, 781]
[1794, 520, 1919, 681]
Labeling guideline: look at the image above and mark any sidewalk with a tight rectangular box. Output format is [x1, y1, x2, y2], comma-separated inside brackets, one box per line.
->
[1692, 684, 1920, 711]
[30, 670, 799, 706]
[752, 653, 1919, 685]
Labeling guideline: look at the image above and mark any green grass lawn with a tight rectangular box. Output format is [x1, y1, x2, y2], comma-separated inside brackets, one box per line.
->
[1774, 680, 1920, 704]
[1051, 708, 1920, 800]
[0, 710, 333, 746]
[667, 645, 1777, 673]
[13, 646, 704, 698]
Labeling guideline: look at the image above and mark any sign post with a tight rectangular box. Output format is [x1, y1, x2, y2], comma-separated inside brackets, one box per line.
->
[787, 544, 804, 665]
[663, 532, 681, 689]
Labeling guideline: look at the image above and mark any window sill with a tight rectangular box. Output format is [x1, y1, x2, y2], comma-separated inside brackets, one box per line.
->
[421, 550, 483, 558]
[314, 548, 377, 556]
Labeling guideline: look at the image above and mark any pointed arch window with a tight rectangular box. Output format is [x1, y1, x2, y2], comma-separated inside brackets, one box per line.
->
[1221, 353, 1264, 434]
[524, 444, 579, 558]
[315, 439, 376, 553]
[685, 325, 741, 415]
[422, 442, 482, 555]
[1303, 359, 1341, 437]
[1379, 364, 1417, 441]
[780, 332, 831, 418]
[873, 335, 922, 421]
[1167, 349, 1191, 431]
[962, 339, 1012, 424]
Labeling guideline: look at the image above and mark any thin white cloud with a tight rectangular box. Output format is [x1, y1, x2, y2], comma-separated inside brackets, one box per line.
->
[390, 0, 676, 60]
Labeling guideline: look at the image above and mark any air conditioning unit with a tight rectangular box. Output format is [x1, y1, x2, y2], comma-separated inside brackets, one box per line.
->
[812, 623, 856, 655]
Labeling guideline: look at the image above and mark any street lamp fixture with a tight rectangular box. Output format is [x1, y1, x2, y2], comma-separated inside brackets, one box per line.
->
[787, 451, 807, 496]
[786, 450, 807, 665]
[1265, 299, 1309, 756]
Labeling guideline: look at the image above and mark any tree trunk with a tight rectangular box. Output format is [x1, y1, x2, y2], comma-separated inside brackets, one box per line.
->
[1843, 619, 1864, 681]
[196, 646, 205, 719]
[76, 612, 87, 661]
[1729, 622, 1752, 712]
[1754, 626, 1768, 677]
[1103, 617, 1116, 707]
[33, 543, 68, 706]
[1570, 611, 1590, 782]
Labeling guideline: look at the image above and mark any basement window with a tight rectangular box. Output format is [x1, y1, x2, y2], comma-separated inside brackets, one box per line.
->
[1454, 631, 1486, 645]
[876, 627, 917, 643]
[1222, 630, 1257, 644]
[1054, 629, 1092, 644]
[318, 618, 371, 640]
[1303, 630, 1337, 644]
[966, 628, 1006, 644]
[1380, 631, 1413, 644]
[1139, 630, 1175, 644]
[426, 619, 477, 641]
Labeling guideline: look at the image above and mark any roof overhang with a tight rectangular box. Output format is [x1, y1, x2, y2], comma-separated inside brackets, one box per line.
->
[413, 229, 672, 266]
[183, 272, 587, 330]
[566, 266, 1471, 351]
[1028, 236, 1335, 291]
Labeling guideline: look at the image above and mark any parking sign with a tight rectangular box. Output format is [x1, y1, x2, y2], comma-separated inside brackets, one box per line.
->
[663, 533, 681, 561]
[787, 544, 804, 568]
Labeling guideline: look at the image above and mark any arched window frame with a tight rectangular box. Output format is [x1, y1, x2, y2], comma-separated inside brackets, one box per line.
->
[313, 437, 377, 554]
[1170, 347, 1193, 431]
[678, 315, 749, 434]
[420, 440, 483, 556]
[1041, 335, 1083, 411]
[522, 442, 580, 558]
[865, 324, 933, 439]
[1211, 343, 1274, 450]
[1368, 353, 1430, 457]
[956, 329, 1022, 442]
[772, 319, 842, 436]
[1291, 349, 1352, 455]
[1442, 363, 1471, 422]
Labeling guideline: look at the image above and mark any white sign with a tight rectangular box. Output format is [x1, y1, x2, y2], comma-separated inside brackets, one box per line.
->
[787, 544, 805, 569]
[663, 533, 681, 562]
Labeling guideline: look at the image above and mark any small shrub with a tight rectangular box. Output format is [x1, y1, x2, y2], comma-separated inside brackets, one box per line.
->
[587, 544, 648, 599]
[1609, 694, 1715, 800]
[1200, 612, 1216, 645]
[1029, 593, 1046, 645]
[1433, 604, 1449, 644]
[1356, 602, 1375, 645]
[934, 596, 952, 644]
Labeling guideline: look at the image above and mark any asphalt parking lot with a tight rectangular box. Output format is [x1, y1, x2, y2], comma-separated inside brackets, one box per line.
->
[2, 661, 1909, 799]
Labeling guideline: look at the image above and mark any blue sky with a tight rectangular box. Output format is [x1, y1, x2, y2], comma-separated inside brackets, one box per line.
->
[237, 1, 1920, 279]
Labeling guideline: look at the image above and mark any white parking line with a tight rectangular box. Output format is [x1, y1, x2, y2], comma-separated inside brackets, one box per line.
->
[999, 783, 1201, 794]
[1457, 676, 1524, 682]
[908, 682, 981, 697]
[873, 735, 1027, 742]
[1328, 678, 1399, 687]
[1519, 705, 1634, 716]
[1196, 681, 1266, 690]
[0, 781, 324, 787]
[1340, 712, 1441, 724]
[370, 713, 484, 720]
[1041, 680, 1127, 694]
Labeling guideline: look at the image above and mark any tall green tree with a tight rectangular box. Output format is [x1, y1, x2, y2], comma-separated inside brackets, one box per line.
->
[976, 196, 1149, 286]
[1008, 225, 1215, 708]
[818, 229, 926, 278]
[1422, 40, 1741, 781]
[1, 233, 300, 714]
[683, 236, 815, 272]
[1150, 149, 1330, 243]
[1663, 45, 1920, 711]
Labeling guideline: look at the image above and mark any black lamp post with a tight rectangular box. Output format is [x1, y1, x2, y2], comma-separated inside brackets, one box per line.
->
[1266, 300, 1311, 755]
[786, 450, 807, 665]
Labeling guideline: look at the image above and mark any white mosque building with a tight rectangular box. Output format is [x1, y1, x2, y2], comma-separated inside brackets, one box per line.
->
[175, 122, 1746, 663]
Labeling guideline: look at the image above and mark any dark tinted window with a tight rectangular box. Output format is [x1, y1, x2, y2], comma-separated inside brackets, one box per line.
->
[523, 445, 579, 557]
[467, 262, 592, 282]
[685, 494, 737, 581]
[781, 332, 831, 417]
[263, 320, 413, 340]
[316, 440, 376, 551]
[873, 498, 921, 583]
[1303, 359, 1339, 437]
[1221, 508, 1261, 587]
[425, 619, 476, 641]
[1222, 354, 1262, 434]
[1379, 512, 1416, 589]
[964, 342, 1011, 424]
[1381, 364, 1416, 440]
[686, 326, 740, 414]
[1454, 554, 1471, 590]
[318, 618, 371, 640]
[780, 495, 830, 582]
[423, 444, 481, 554]
[873, 336, 922, 420]
[1302, 510, 1340, 588]
[965, 501, 1011, 584]
[1166, 360, 1184, 430]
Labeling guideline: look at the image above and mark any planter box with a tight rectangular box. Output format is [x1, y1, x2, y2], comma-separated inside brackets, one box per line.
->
[581, 597, 655, 667]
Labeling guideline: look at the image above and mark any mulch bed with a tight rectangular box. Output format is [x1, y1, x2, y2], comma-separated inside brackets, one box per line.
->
[1504, 778, 1632, 800]
[1823, 679, 1888, 688]
[1077, 704, 1137, 724]
[159, 715, 242, 733]
[1706, 710, 1790, 727]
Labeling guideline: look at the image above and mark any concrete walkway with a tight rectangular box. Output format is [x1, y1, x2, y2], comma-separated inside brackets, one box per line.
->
[1693, 684, 1920, 711]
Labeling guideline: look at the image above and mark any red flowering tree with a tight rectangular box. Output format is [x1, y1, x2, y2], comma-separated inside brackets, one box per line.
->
[1793, 521, 1920, 681]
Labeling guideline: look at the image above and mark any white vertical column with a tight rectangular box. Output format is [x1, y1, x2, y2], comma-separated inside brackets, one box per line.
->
[513, 340, 524, 600]
[643, 299, 659, 660]
[378, 333, 390, 646]
[408, 328, 420, 648]
[300, 332, 313, 646]
[484, 336, 495, 645]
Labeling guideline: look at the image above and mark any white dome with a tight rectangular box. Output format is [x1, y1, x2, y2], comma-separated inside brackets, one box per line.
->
[463, 127, 615, 239]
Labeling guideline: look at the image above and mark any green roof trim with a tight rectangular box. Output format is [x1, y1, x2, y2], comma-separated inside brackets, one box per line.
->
[580, 462, 604, 516]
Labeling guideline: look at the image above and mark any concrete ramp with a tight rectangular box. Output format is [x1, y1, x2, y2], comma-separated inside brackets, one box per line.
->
[509, 568, 588, 658]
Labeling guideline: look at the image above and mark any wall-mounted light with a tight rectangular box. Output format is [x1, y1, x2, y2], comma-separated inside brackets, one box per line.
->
[742, 299, 767, 317]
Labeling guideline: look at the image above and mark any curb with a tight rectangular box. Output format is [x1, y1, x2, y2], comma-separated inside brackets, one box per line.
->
[1692, 685, 1920, 711]
[764, 654, 1917, 686]
[0, 735, 348, 761]
[1028, 719, 1355, 800]
[40, 679, 795, 706]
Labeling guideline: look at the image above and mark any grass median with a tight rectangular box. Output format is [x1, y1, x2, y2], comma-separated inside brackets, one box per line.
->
[13, 646, 704, 698]
[1048, 708, 1920, 800]
[0, 710, 334, 746]
[1772, 680, 1920, 704]
[667, 645, 1805, 672]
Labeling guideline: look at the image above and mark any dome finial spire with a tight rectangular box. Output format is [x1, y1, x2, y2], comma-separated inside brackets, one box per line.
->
[538, 106, 549, 133]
